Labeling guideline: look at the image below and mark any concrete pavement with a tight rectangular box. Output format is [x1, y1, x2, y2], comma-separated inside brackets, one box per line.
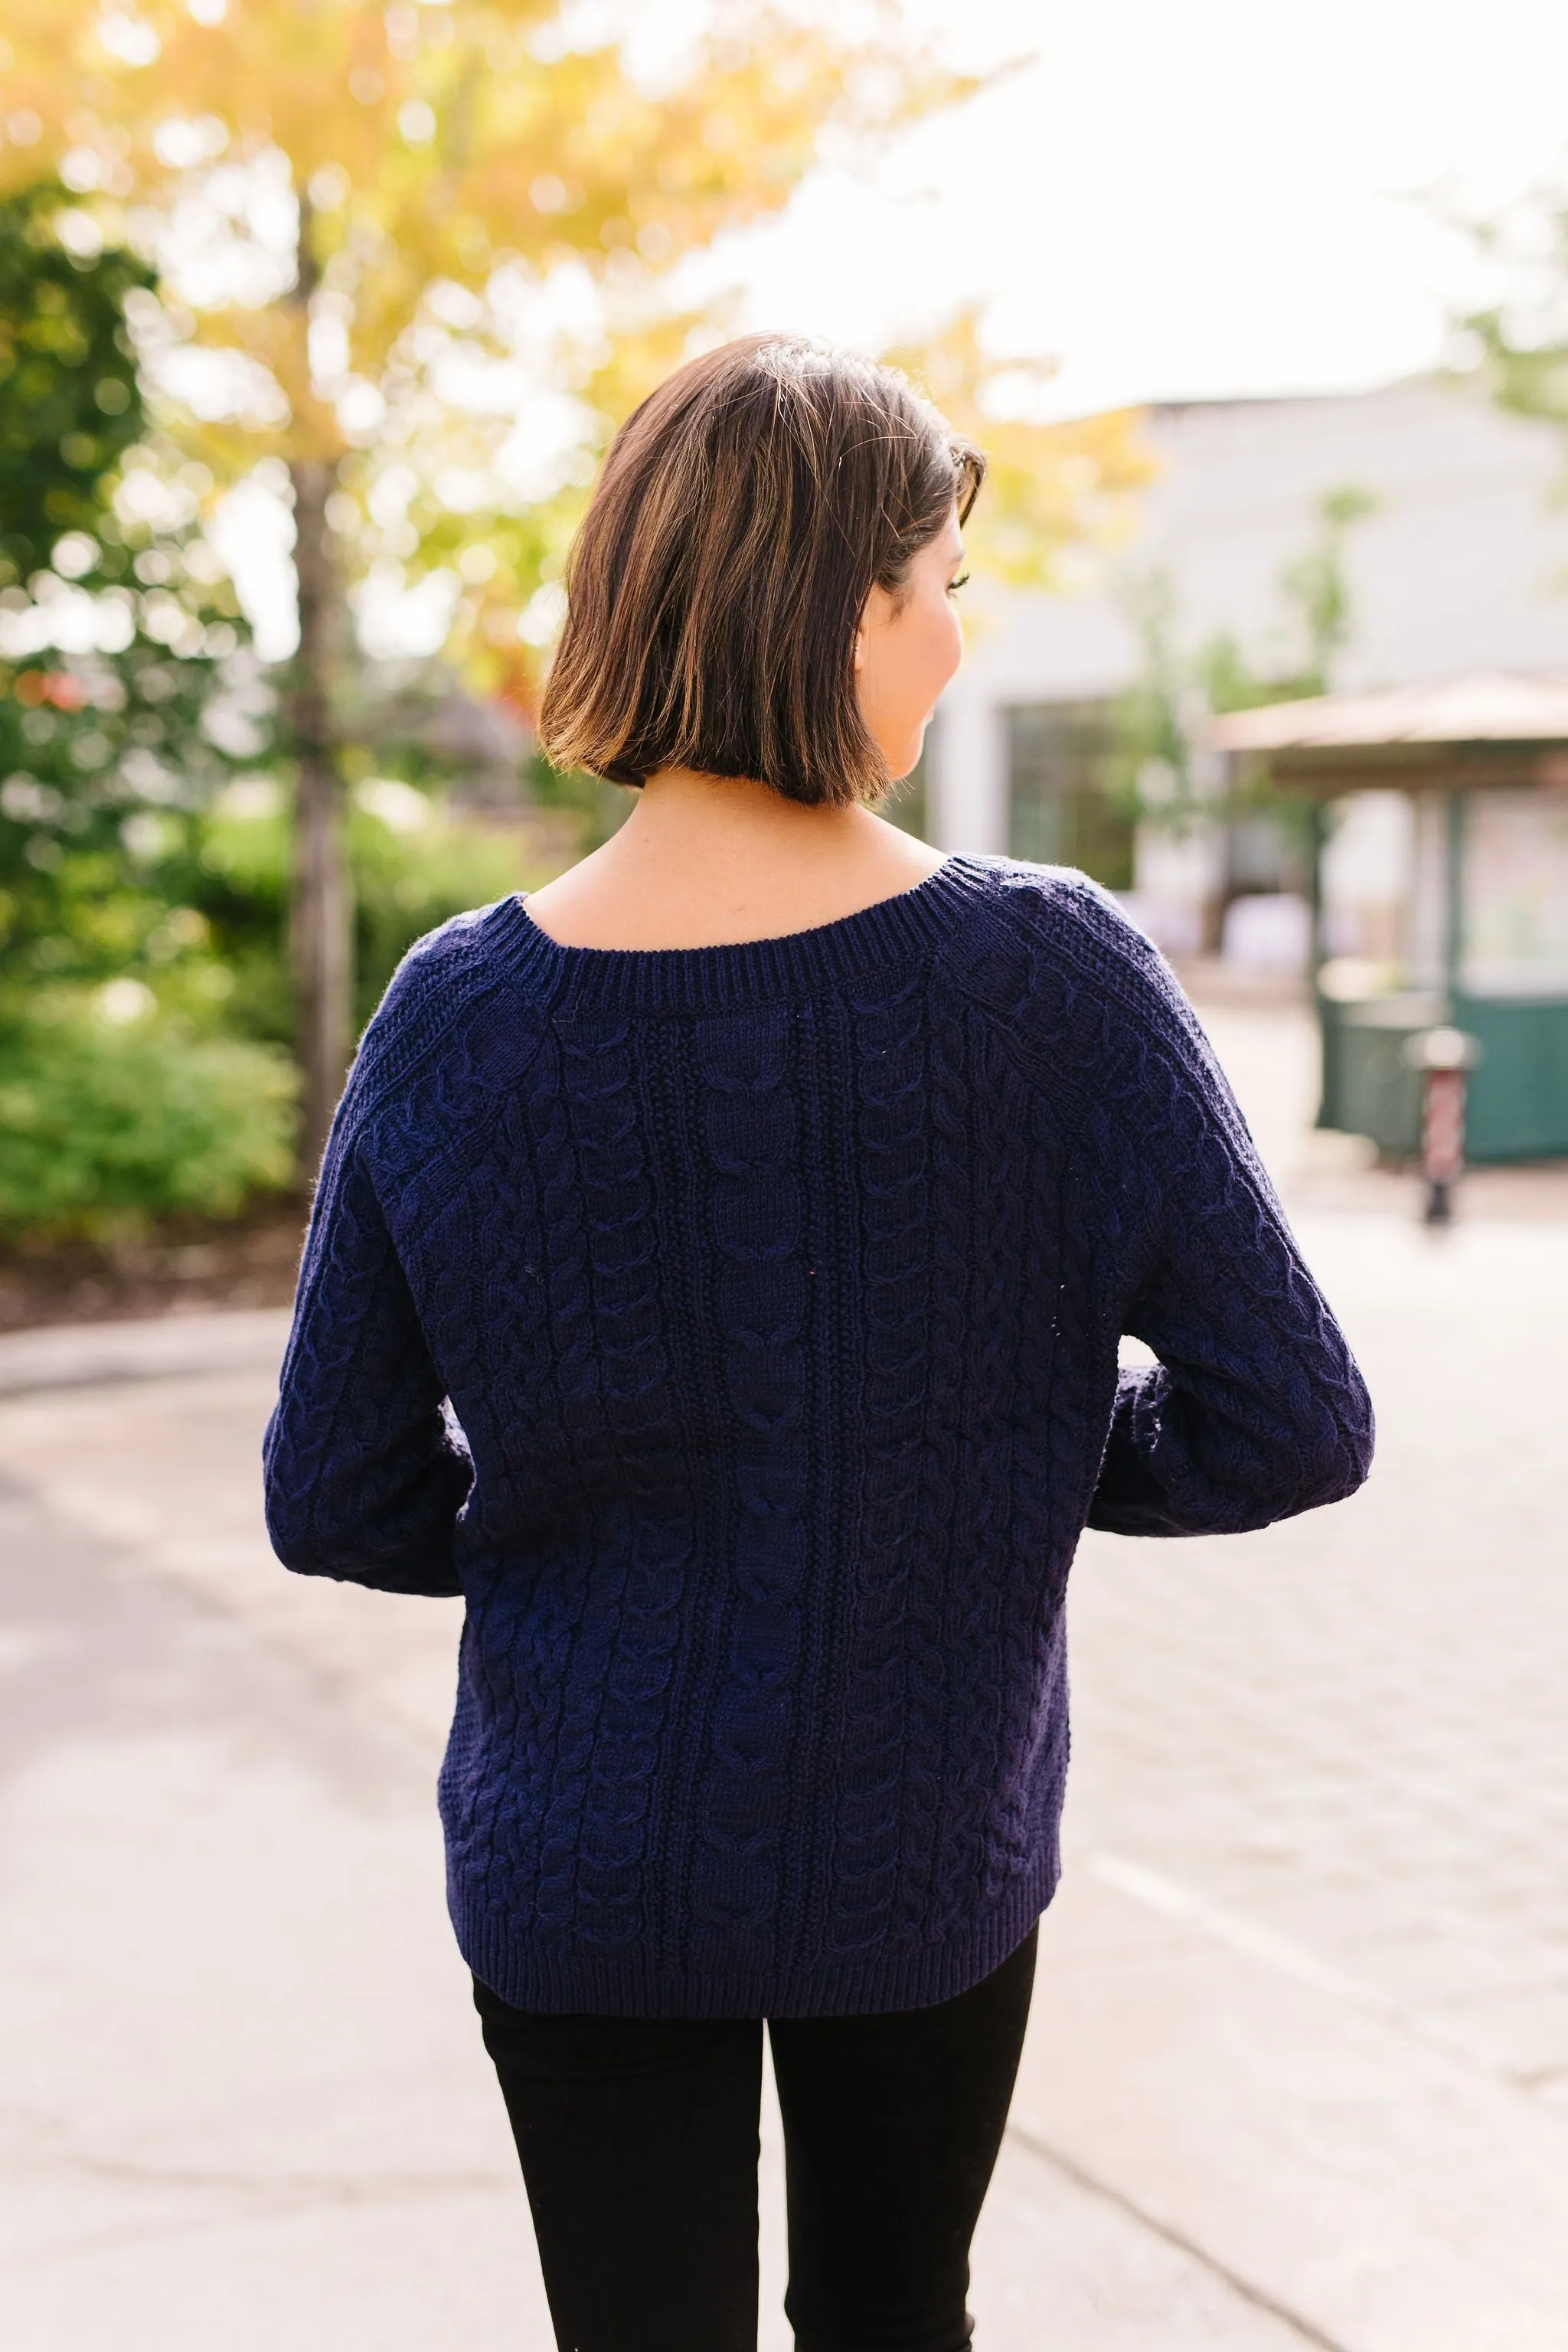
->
[2, 1330, 1339, 2350]
[2, 1003, 1566, 2348]
[1015, 1212, 1568, 2352]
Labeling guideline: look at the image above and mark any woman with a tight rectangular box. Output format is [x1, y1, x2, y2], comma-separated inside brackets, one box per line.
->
[264, 335, 1374, 2352]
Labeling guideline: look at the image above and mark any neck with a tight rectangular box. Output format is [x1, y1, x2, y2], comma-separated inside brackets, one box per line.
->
[617, 766, 877, 874]
[521, 764, 947, 952]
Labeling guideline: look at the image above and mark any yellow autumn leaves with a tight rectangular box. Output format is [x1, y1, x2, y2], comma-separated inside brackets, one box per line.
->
[2, 0, 1147, 684]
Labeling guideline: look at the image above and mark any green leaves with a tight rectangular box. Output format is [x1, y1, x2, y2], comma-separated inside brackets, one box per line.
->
[0, 184, 152, 586]
[1461, 192, 1568, 435]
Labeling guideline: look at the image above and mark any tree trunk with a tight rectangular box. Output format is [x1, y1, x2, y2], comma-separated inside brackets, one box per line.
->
[288, 456, 352, 1182]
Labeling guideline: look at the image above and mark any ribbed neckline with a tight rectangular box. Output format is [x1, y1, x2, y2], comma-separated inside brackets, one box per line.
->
[482, 853, 999, 1014]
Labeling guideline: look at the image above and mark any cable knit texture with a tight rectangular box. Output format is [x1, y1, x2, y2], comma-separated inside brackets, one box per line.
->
[264, 855, 1374, 2017]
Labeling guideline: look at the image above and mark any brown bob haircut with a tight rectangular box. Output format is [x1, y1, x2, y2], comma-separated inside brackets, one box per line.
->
[537, 334, 984, 808]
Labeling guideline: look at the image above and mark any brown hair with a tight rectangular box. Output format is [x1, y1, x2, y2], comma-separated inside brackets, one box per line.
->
[537, 334, 984, 808]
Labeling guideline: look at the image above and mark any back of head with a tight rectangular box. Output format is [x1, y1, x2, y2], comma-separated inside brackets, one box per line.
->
[538, 334, 983, 808]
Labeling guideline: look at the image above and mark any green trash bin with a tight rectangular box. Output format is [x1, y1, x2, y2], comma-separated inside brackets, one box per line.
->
[1317, 988, 1444, 1159]
[1453, 995, 1568, 1159]
[1318, 984, 1568, 1160]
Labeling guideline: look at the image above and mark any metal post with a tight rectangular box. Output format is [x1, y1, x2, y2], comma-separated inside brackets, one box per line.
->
[1441, 790, 1465, 1011]
[1307, 798, 1329, 987]
[1308, 797, 1336, 1134]
[1420, 1065, 1465, 1225]
[1404, 1024, 1481, 1227]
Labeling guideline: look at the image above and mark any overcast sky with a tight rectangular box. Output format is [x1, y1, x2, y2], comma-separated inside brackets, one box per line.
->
[694, 0, 1568, 416]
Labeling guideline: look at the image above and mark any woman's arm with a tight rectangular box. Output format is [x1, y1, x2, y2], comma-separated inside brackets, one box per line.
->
[1083, 926, 1374, 1539]
[263, 1112, 471, 1596]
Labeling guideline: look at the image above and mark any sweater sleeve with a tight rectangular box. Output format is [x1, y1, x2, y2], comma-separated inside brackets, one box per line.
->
[263, 1095, 472, 1596]
[1082, 910, 1374, 1538]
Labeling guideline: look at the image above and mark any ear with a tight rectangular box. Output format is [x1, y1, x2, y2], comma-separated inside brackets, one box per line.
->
[853, 628, 866, 673]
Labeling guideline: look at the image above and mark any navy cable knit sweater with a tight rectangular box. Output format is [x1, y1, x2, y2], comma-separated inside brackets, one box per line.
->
[263, 854, 1374, 2017]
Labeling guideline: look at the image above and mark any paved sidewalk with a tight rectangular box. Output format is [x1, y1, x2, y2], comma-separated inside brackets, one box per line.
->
[1027, 1212, 1568, 2352]
[1, 1338, 1342, 2351]
[2, 1011, 1566, 2347]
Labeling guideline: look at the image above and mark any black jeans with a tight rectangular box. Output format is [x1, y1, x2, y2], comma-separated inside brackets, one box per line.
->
[473, 1926, 1038, 2352]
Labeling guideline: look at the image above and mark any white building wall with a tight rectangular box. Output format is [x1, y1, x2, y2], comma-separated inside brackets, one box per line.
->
[926, 691, 1008, 854]
[929, 376, 1568, 863]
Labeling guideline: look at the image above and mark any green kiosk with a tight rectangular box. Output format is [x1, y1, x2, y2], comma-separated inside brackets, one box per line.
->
[1212, 674, 1568, 1163]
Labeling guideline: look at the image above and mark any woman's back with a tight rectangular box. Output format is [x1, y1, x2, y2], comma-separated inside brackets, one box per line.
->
[264, 335, 1373, 2348]
[263, 851, 1372, 2018]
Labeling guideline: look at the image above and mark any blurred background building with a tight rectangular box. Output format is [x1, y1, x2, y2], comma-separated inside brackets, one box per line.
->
[928, 374, 1568, 970]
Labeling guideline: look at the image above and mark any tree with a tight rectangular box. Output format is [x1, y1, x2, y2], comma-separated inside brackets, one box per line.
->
[0, 181, 151, 590]
[2, 2, 1148, 1169]
[0, 181, 261, 1001]
[1110, 485, 1377, 937]
[0, 181, 299, 1241]
[1462, 186, 1568, 442]
[1276, 484, 1378, 695]
[885, 308, 1150, 591]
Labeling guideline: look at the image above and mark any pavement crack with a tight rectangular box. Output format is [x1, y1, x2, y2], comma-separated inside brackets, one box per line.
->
[1003, 2121, 1357, 2352]
[0, 2102, 511, 2205]
[1086, 1849, 1562, 2099]
[43, 2154, 511, 2199]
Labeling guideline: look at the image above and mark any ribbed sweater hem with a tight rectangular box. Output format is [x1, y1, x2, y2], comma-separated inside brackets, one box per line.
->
[452, 1851, 1060, 2019]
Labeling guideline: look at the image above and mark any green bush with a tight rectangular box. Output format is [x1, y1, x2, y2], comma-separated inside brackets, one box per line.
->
[349, 796, 540, 1027]
[0, 785, 549, 1241]
[0, 995, 296, 1240]
[193, 786, 546, 1040]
